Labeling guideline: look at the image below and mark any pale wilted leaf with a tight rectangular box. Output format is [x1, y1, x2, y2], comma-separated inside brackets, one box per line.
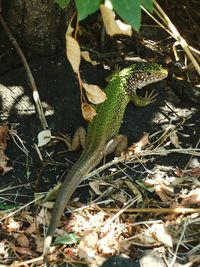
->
[36, 207, 51, 226]
[170, 132, 181, 148]
[66, 35, 81, 74]
[66, 22, 81, 73]
[83, 83, 107, 104]
[148, 224, 173, 247]
[100, 4, 132, 36]
[81, 51, 98, 65]
[135, 223, 172, 247]
[37, 129, 51, 147]
[181, 188, 200, 205]
[78, 231, 98, 259]
[81, 103, 97, 121]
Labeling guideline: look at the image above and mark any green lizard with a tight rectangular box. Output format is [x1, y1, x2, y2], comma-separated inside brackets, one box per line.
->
[43, 61, 168, 257]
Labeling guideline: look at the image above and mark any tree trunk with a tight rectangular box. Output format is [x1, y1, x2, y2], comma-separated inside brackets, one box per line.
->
[2, 0, 75, 55]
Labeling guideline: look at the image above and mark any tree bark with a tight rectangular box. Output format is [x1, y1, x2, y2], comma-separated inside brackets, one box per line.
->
[2, 0, 75, 55]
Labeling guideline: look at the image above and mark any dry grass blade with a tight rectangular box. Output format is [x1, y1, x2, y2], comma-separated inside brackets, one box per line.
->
[141, 1, 200, 75]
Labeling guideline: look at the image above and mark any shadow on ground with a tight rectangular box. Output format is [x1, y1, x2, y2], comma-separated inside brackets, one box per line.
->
[0, 56, 200, 206]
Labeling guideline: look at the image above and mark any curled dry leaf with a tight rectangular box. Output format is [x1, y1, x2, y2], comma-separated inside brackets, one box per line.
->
[81, 51, 98, 65]
[17, 234, 29, 248]
[100, 4, 132, 36]
[24, 223, 36, 235]
[83, 83, 107, 104]
[81, 103, 97, 121]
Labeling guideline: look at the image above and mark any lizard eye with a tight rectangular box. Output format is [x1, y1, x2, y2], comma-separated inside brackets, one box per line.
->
[147, 72, 152, 76]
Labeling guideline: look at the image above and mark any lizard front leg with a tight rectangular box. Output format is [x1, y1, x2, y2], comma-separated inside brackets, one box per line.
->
[104, 135, 128, 156]
[130, 89, 157, 107]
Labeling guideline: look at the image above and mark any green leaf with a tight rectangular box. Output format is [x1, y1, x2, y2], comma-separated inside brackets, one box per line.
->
[54, 233, 81, 245]
[75, 0, 102, 21]
[54, 0, 70, 9]
[0, 203, 20, 210]
[141, 0, 153, 12]
[111, 0, 141, 31]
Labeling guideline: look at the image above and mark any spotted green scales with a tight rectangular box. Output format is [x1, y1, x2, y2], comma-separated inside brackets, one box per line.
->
[43, 62, 168, 258]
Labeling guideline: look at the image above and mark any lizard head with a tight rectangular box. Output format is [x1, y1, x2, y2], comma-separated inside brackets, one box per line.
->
[122, 61, 168, 89]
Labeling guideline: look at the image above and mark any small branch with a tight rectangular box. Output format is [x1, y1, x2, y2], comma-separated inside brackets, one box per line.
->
[99, 207, 200, 214]
[0, 4, 48, 130]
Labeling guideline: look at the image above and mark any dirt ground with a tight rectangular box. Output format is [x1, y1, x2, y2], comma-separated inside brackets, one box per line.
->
[0, 55, 199, 201]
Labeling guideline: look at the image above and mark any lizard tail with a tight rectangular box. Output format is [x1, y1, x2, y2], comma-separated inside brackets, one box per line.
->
[43, 147, 103, 256]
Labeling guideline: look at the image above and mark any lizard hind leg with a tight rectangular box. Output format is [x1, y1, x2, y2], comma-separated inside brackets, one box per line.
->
[104, 134, 128, 157]
[65, 126, 86, 151]
[71, 126, 86, 150]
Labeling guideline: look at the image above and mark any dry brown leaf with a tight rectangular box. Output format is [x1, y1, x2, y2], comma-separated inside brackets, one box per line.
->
[4, 217, 20, 232]
[187, 167, 200, 178]
[17, 234, 29, 248]
[128, 132, 150, 154]
[35, 236, 45, 253]
[81, 103, 97, 121]
[83, 83, 107, 104]
[0, 124, 9, 150]
[25, 223, 36, 235]
[0, 150, 13, 175]
[100, 4, 132, 36]
[12, 245, 37, 256]
[81, 51, 98, 65]
[181, 188, 200, 205]
[0, 124, 13, 175]
[175, 167, 200, 178]
[20, 212, 34, 223]
[155, 184, 174, 202]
